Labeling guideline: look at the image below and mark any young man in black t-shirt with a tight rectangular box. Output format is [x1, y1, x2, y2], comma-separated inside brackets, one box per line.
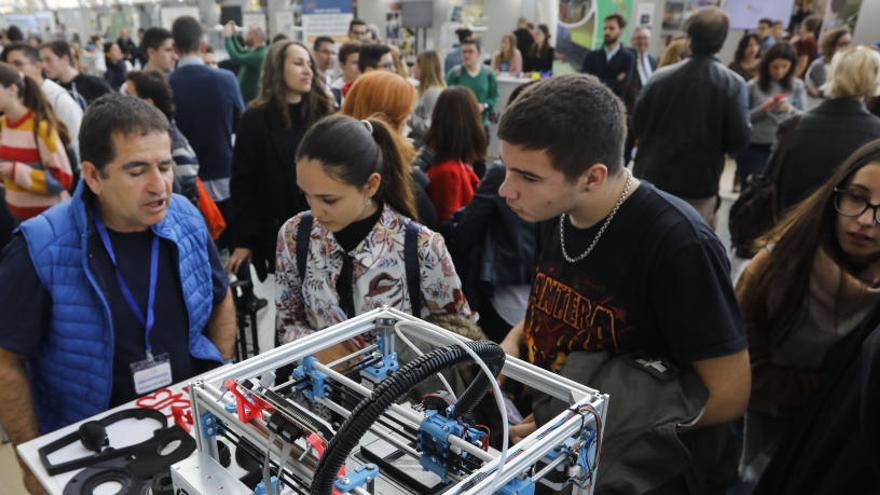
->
[496, 74, 750, 492]
[39, 40, 113, 106]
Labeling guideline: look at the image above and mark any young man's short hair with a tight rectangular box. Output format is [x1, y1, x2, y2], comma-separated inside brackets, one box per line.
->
[40, 41, 73, 62]
[313, 36, 334, 51]
[3, 42, 38, 64]
[357, 44, 390, 72]
[79, 94, 171, 176]
[686, 7, 729, 56]
[455, 28, 473, 44]
[461, 38, 481, 53]
[758, 18, 772, 27]
[802, 16, 821, 34]
[171, 16, 202, 54]
[142, 27, 173, 52]
[338, 42, 360, 65]
[605, 13, 627, 29]
[349, 19, 366, 32]
[498, 74, 626, 180]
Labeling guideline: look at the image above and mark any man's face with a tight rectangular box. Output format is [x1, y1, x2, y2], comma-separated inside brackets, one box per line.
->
[148, 38, 177, 73]
[120, 29, 129, 40]
[461, 43, 480, 68]
[6, 49, 42, 81]
[631, 29, 650, 53]
[377, 52, 394, 72]
[315, 41, 336, 72]
[341, 53, 360, 82]
[771, 23, 784, 39]
[498, 141, 582, 223]
[756, 22, 769, 39]
[84, 131, 175, 232]
[38, 48, 67, 80]
[603, 20, 622, 45]
[349, 24, 369, 42]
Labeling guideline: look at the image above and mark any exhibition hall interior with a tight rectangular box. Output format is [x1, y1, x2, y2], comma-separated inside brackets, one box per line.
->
[0, 0, 879, 494]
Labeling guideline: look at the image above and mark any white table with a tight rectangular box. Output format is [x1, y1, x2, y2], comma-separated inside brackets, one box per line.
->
[17, 381, 197, 494]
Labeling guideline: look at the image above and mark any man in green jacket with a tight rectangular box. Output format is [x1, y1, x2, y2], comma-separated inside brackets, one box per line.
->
[445, 38, 499, 128]
[223, 21, 268, 103]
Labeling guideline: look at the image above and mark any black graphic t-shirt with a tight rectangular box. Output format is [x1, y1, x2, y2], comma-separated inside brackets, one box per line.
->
[523, 182, 747, 373]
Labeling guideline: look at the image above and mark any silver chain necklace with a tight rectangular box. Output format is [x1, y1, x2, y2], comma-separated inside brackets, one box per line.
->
[559, 169, 633, 264]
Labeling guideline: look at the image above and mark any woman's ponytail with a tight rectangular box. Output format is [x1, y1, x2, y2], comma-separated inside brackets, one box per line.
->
[367, 116, 418, 221]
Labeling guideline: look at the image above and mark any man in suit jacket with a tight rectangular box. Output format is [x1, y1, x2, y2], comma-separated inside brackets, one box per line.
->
[169, 16, 244, 249]
[581, 13, 635, 98]
[623, 26, 657, 164]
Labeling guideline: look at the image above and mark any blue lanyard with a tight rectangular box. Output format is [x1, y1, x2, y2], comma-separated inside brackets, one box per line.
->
[94, 213, 160, 358]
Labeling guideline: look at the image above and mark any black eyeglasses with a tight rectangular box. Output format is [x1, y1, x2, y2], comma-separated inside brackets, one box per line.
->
[833, 187, 880, 224]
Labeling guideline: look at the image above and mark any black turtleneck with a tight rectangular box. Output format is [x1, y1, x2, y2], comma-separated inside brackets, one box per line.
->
[334, 204, 383, 318]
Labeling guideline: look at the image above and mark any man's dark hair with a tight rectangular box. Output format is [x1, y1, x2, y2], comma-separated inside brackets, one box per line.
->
[758, 18, 772, 27]
[455, 28, 473, 44]
[338, 42, 360, 64]
[802, 15, 821, 34]
[171, 17, 201, 54]
[40, 40, 73, 62]
[357, 44, 390, 72]
[272, 33, 289, 43]
[313, 36, 334, 51]
[498, 74, 626, 179]
[349, 19, 366, 32]
[103, 41, 116, 54]
[79, 94, 171, 175]
[3, 42, 38, 64]
[142, 26, 173, 52]
[461, 38, 481, 53]
[605, 13, 627, 29]
[126, 70, 175, 120]
[686, 7, 729, 56]
[771, 20, 784, 27]
[6, 25, 23, 42]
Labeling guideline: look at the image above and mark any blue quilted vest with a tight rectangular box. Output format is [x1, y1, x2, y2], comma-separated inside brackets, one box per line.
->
[18, 182, 223, 433]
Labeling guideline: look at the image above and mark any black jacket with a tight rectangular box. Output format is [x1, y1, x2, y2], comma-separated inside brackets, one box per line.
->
[755, 312, 880, 495]
[581, 45, 636, 97]
[443, 165, 538, 310]
[633, 55, 750, 199]
[103, 59, 127, 91]
[776, 98, 880, 210]
[524, 46, 555, 74]
[230, 104, 312, 281]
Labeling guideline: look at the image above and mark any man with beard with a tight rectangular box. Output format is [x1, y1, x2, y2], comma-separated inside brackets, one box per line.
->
[581, 13, 635, 98]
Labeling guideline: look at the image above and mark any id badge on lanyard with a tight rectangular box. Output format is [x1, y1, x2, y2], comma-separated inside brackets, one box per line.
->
[95, 213, 173, 394]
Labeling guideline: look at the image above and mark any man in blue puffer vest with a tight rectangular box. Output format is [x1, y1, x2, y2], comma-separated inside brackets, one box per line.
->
[0, 94, 236, 493]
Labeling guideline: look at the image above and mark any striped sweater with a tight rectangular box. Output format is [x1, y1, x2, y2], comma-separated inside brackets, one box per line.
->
[0, 111, 73, 219]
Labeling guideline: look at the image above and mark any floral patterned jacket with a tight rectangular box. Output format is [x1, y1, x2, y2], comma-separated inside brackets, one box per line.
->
[275, 205, 475, 344]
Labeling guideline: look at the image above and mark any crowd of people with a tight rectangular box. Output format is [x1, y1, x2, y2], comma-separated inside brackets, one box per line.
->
[0, 5, 879, 495]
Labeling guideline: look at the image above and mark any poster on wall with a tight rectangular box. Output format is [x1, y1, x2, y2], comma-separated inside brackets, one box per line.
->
[302, 0, 353, 43]
[661, 0, 722, 31]
[823, 0, 862, 32]
[725, 0, 796, 30]
[637, 2, 656, 26]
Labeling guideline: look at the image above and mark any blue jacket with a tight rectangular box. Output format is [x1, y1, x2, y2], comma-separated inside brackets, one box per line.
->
[17, 182, 222, 433]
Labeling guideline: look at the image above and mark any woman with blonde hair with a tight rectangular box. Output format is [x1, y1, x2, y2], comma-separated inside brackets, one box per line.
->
[492, 34, 523, 74]
[657, 36, 690, 68]
[774, 45, 880, 212]
[340, 70, 438, 227]
[410, 50, 446, 146]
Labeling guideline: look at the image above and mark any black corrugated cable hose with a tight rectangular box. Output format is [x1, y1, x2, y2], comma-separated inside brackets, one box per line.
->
[310, 341, 505, 495]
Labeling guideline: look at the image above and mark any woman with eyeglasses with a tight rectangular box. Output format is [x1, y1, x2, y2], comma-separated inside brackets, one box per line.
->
[736, 139, 880, 482]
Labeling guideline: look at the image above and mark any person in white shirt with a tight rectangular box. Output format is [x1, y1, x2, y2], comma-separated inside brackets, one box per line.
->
[5, 42, 83, 161]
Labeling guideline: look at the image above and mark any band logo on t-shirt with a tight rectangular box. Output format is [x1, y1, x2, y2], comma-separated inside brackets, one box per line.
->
[524, 270, 626, 373]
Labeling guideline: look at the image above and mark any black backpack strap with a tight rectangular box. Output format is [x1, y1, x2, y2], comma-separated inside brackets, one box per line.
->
[404, 221, 421, 318]
[296, 212, 313, 282]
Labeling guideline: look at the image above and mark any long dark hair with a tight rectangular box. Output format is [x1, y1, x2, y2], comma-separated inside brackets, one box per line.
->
[0, 62, 69, 146]
[733, 33, 760, 66]
[425, 86, 486, 165]
[252, 40, 334, 128]
[743, 139, 880, 350]
[530, 24, 552, 58]
[757, 41, 798, 92]
[296, 114, 417, 220]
